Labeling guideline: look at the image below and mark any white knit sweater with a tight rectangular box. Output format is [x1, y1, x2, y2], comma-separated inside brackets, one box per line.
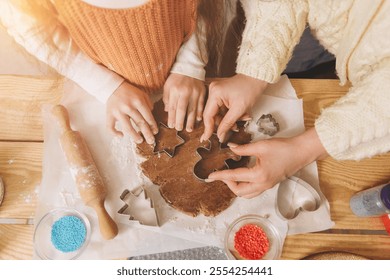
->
[238, 0, 390, 161]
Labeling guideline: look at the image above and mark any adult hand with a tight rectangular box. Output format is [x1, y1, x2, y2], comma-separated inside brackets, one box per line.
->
[206, 128, 328, 198]
[163, 73, 206, 132]
[201, 74, 268, 143]
[106, 81, 158, 144]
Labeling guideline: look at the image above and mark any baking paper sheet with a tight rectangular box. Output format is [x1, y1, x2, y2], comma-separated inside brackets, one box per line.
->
[35, 75, 334, 259]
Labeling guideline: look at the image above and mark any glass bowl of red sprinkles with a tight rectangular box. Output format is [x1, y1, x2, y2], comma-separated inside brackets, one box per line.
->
[224, 215, 283, 260]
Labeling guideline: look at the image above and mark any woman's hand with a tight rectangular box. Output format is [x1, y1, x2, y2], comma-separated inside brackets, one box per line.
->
[201, 74, 268, 143]
[206, 128, 328, 198]
[106, 81, 158, 144]
[163, 73, 206, 132]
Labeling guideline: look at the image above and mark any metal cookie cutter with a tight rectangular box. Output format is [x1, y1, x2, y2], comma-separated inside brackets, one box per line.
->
[256, 114, 279, 136]
[153, 122, 185, 158]
[118, 186, 160, 227]
[193, 134, 241, 181]
[276, 176, 321, 220]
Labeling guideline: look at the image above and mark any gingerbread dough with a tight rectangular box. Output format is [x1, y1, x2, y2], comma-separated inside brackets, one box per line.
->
[137, 100, 252, 217]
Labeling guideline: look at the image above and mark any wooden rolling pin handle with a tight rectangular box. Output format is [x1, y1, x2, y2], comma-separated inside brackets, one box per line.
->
[51, 104, 72, 133]
[90, 199, 119, 240]
[51, 104, 119, 240]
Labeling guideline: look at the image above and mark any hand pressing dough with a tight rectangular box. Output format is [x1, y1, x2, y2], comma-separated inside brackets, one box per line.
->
[137, 100, 251, 217]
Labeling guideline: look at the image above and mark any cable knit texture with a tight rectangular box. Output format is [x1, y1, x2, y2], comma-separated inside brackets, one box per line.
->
[54, 0, 196, 93]
[237, 0, 308, 83]
[237, 0, 390, 161]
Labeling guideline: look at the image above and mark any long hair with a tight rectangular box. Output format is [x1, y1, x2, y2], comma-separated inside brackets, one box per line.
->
[196, 0, 235, 77]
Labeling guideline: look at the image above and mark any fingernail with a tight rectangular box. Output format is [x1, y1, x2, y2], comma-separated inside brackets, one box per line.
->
[197, 116, 202, 121]
[205, 178, 215, 183]
[176, 126, 183, 131]
[232, 127, 239, 132]
[135, 138, 144, 144]
[186, 127, 193, 132]
[241, 117, 252, 121]
[153, 128, 159, 135]
[200, 135, 205, 143]
[227, 142, 238, 148]
[168, 123, 174, 129]
[147, 138, 155, 145]
[218, 133, 226, 143]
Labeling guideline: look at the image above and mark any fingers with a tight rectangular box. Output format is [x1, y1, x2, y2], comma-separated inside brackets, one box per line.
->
[216, 106, 245, 142]
[223, 180, 264, 199]
[107, 113, 123, 137]
[226, 142, 257, 156]
[207, 167, 254, 182]
[185, 100, 196, 132]
[136, 103, 159, 136]
[125, 108, 156, 145]
[201, 99, 219, 142]
[175, 96, 188, 131]
[196, 93, 205, 122]
[167, 94, 177, 129]
[117, 113, 143, 144]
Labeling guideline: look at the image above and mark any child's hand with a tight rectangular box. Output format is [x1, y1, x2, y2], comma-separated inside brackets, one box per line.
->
[106, 81, 158, 144]
[163, 73, 206, 132]
[206, 128, 328, 198]
[201, 74, 267, 143]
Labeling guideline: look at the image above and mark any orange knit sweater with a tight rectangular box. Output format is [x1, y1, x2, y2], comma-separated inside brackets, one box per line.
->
[54, 0, 197, 93]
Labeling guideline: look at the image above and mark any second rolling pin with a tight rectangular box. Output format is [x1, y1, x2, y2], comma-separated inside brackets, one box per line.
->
[52, 104, 118, 240]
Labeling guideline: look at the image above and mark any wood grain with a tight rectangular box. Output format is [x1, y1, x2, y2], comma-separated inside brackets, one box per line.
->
[0, 78, 389, 259]
[0, 225, 34, 260]
[291, 79, 390, 231]
[282, 232, 390, 260]
[0, 75, 63, 141]
[0, 142, 42, 219]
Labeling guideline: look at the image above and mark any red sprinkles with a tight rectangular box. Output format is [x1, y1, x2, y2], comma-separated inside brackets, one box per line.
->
[234, 224, 269, 260]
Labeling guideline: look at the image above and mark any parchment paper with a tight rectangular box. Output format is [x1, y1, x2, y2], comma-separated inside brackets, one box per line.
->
[35, 75, 334, 259]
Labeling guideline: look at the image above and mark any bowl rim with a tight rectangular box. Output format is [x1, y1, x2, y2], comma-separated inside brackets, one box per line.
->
[33, 207, 91, 260]
[224, 214, 283, 260]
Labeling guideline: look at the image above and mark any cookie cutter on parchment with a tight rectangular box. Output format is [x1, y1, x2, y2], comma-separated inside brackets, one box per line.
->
[152, 122, 185, 158]
[118, 186, 160, 227]
[275, 176, 321, 220]
[256, 114, 279, 136]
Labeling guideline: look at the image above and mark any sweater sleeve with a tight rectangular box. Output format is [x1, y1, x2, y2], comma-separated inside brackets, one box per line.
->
[315, 60, 390, 160]
[0, 1, 124, 103]
[237, 0, 308, 83]
[170, 16, 207, 82]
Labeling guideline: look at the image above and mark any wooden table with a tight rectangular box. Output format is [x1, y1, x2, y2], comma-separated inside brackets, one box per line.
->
[0, 76, 389, 260]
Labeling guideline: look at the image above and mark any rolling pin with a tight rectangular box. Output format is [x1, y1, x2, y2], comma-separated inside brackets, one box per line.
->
[52, 104, 118, 240]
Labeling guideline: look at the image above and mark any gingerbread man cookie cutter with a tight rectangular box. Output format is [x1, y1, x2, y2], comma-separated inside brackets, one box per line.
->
[153, 122, 185, 158]
[193, 134, 241, 181]
[256, 114, 279, 136]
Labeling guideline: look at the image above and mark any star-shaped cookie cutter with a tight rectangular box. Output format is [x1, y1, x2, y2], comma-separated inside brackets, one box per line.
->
[153, 122, 185, 158]
[118, 186, 160, 227]
[193, 134, 241, 181]
[256, 114, 280, 136]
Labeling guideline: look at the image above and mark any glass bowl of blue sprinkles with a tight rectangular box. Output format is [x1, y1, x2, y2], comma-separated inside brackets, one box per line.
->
[33, 208, 91, 260]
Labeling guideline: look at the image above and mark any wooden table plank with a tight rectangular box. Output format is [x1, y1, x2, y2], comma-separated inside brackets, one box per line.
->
[0, 142, 41, 219]
[291, 79, 390, 232]
[1, 78, 389, 260]
[282, 232, 390, 260]
[0, 225, 34, 260]
[0, 75, 63, 141]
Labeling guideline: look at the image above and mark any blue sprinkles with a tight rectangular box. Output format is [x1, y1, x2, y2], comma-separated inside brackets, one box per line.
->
[51, 215, 86, 253]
